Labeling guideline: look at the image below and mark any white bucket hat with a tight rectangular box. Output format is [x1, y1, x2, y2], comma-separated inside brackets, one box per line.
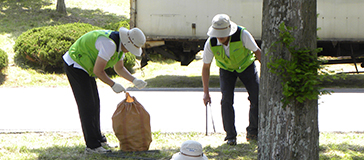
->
[119, 27, 146, 57]
[207, 14, 237, 38]
[170, 140, 208, 160]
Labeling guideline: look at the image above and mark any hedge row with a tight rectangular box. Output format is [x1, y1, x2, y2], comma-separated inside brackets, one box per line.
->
[13, 22, 135, 73]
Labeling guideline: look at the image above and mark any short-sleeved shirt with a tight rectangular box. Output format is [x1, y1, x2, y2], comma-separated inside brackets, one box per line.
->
[63, 36, 125, 73]
[203, 29, 259, 64]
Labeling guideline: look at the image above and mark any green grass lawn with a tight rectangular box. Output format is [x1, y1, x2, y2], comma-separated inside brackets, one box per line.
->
[0, 0, 364, 160]
[1, 131, 363, 160]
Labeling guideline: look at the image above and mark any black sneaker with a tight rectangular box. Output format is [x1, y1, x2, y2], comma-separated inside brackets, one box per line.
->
[246, 134, 257, 141]
[227, 139, 237, 145]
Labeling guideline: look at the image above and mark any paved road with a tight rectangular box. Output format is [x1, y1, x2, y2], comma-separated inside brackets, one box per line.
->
[0, 87, 363, 133]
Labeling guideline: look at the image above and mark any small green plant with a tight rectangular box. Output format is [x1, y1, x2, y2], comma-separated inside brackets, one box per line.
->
[268, 22, 330, 107]
[0, 49, 9, 71]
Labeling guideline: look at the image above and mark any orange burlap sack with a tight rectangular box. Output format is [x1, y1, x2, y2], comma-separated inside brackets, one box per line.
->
[112, 92, 152, 151]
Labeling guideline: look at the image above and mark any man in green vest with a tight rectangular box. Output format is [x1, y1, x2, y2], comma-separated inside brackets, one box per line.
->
[63, 27, 147, 153]
[202, 14, 261, 145]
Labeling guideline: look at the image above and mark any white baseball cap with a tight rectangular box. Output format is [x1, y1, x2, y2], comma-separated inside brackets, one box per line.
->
[119, 27, 146, 56]
[170, 140, 208, 160]
[207, 14, 237, 38]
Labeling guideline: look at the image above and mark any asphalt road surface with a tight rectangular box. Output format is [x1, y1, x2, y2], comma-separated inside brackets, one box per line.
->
[1, 87, 363, 133]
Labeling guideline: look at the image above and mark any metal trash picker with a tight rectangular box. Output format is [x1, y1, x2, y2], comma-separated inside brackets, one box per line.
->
[205, 103, 216, 136]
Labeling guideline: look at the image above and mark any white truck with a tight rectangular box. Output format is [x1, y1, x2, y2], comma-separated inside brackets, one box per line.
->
[130, 0, 364, 70]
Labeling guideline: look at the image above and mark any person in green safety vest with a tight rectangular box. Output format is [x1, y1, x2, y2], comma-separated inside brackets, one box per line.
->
[202, 14, 262, 145]
[63, 27, 147, 154]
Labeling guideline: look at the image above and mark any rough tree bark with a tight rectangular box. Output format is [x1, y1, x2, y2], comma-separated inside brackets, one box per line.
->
[56, 0, 67, 14]
[258, 0, 319, 159]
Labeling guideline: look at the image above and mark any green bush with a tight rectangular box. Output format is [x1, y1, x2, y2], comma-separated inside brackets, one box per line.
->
[124, 51, 136, 72]
[14, 23, 102, 71]
[103, 19, 130, 31]
[0, 49, 9, 71]
[14, 22, 136, 73]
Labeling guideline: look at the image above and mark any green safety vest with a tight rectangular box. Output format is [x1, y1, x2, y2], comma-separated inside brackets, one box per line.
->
[68, 30, 123, 77]
[210, 26, 256, 73]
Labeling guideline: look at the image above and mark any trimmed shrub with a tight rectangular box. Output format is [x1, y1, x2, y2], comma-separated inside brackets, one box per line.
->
[14, 23, 102, 71]
[0, 49, 8, 71]
[14, 22, 136, 73]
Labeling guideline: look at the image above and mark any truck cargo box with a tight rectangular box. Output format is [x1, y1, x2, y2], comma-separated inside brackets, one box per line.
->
[130, 0, 364, 67]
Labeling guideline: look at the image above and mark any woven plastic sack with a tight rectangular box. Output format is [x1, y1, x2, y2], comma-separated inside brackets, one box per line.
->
[112, 92, 152, 151]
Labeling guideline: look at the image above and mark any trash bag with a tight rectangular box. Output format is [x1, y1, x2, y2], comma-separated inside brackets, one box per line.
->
[112, 92, 152, 151]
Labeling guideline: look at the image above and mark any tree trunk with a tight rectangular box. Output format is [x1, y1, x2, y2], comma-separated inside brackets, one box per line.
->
[56, 0, 67, 14]
[258, 0, 319, 159]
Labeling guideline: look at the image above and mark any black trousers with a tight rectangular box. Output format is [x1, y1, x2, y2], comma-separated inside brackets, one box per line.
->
[219, 63, 259, 141]
[63, 62, 106, 149]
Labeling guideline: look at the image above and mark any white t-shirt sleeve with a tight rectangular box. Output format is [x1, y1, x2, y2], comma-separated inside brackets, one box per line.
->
[202, 38, 214, 64]
[202, 30, 259, 64]
[95, 36, 117, 61]
[242, 30, 259, 52]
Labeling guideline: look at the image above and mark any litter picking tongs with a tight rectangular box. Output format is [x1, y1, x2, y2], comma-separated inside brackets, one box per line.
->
[205, 103, 216, 136]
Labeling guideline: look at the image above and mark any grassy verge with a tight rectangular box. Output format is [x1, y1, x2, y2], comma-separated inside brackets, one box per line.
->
[0, 131, 363, 160]
[0, 1, 364, 160]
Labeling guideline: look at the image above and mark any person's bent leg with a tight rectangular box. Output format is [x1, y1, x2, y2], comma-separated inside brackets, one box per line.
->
[238, 63, 259, 139]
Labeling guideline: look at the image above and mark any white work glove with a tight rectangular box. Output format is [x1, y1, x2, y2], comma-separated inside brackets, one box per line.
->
[111, 83, 125, 93]
[133, 78, 147, 89]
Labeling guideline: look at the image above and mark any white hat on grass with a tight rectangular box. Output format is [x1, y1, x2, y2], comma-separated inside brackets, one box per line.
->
[119, 27, 146, 57]
[207, 14, 237, 38]
[170, 140, 208, 160]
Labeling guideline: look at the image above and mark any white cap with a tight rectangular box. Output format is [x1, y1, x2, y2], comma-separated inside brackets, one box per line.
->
[170, 140, 208, 160]
[207, 14, 237, 37]
[119, 27, 146, 56]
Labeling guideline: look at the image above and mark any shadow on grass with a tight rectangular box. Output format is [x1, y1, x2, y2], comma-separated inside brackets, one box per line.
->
[27, 143, 259, 160]
[28, 145, 163, 160]
[28, 145, 86, 159]
[145, 75, 245, 88]
[319, 143, 364, 159]
[0, 0, 126, 38]
[13, 141, 364, 160]
[320, 74, 364, 88]
[205, 142, 258, 160]
[25, 142, 364, 160]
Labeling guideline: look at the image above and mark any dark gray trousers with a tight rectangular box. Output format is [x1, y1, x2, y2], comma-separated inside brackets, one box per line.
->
[219, 63, 259, 141]
[63, 62, 106, 149]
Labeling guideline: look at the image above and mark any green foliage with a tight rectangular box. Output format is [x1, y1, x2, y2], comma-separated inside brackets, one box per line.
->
[13, 22, 136, 73]
[105, 52, 136, 75]
[0, 49, 9, 71]
[103, 19, 130, 31]
[14, 23, 102, 71]
[268, 22, 329, 107]
[123, 52, 136, 72]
